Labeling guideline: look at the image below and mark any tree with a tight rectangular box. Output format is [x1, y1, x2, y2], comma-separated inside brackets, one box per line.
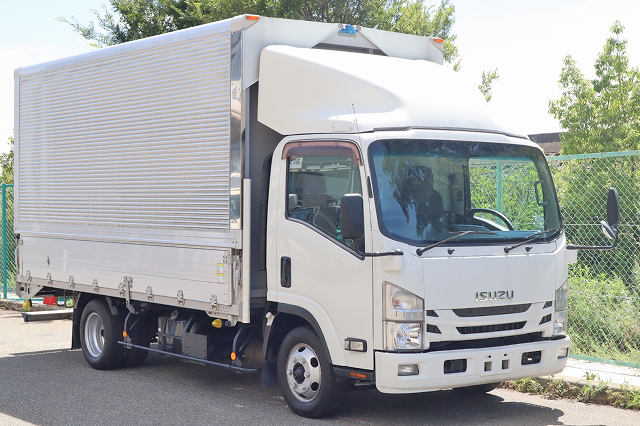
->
[478, 68, 499, 102]
[548, 22, 640, 289]
[549, 21, 640, 154]
[0, 137, 13, 185]
[60, 0, 459, 66]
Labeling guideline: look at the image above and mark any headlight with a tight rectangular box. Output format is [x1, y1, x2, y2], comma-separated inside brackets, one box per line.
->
[555, 280, 569, 311]
[554, 281, 569, 336]
[386, 322, 423, 350]
[384, 282, 425, 350]
[385, 282, 424, 321]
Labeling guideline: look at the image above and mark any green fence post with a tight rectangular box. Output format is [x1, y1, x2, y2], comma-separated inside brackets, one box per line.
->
[2, 183, 6, 299]
[496, 161, 503, 212]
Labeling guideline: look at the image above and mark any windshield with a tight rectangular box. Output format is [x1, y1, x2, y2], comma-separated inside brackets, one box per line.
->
[368, 139, 562, 245]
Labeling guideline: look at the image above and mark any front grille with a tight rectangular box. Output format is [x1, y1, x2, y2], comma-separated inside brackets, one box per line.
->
[457, 321, 526, 334]
[453, 303, 531, 317]
[427, 332, 543, 352]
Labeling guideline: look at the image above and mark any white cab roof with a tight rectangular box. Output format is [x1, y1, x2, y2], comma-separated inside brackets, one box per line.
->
[258, 45, 528, 139]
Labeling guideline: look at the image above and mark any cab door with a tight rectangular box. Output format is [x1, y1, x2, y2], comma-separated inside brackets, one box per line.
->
[275, 141, 373, 369]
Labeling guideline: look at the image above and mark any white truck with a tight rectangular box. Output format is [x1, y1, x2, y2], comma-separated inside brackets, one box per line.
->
[14, 15, 619, 418]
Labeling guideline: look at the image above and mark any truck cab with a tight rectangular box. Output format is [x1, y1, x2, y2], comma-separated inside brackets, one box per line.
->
[253, 43, 577, 412]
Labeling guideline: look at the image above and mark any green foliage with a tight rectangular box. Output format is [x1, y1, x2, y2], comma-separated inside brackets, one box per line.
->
[0, 137, 13, 185]
[549, 21, 640, 154]
[372, 0, 458, 66]
[609, 384, 640, 410]
[478, 68, 499, 102]
[506, 377, 544, 394]
[504, 377, 625, 407]
[567, 266, 640, 364]
[59, 0, 459, 65]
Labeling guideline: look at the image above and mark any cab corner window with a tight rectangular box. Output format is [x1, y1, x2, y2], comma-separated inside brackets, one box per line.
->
[286, 145, 363, 248]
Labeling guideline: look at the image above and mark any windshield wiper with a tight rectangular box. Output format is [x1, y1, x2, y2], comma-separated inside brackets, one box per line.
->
[503, 228, 560, 253]
[416, 230, 498, 256]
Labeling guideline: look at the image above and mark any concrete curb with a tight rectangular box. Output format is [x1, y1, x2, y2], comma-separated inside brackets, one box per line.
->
[540, 373, 640, 391]
[0, 299, 69, 312]
[505, 374, 640, 408]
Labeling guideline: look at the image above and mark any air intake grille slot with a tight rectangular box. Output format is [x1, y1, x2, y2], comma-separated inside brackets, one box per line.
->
[453, 304, 531, 317]
[457, 321, 526, 334]
[539, 314, 552, 324]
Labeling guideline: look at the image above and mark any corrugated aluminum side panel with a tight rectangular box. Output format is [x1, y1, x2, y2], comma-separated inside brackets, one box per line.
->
[18, 32, 231, 230]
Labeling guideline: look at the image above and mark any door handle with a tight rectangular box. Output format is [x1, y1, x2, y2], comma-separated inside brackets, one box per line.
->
[281, 256, 291, 288]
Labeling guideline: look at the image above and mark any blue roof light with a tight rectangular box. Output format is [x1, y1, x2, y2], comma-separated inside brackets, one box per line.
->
[339, 25, 358, 35]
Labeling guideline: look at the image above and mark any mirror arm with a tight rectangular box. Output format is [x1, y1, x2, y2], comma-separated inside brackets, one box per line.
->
[566, 230, 618, 251]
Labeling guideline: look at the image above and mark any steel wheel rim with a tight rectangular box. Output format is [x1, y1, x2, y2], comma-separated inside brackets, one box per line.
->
[85, 312, 105, 358]
[285, 343, 321, 402]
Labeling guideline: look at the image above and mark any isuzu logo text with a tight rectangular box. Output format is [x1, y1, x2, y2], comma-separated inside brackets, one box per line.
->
[475, 291, 514, 302]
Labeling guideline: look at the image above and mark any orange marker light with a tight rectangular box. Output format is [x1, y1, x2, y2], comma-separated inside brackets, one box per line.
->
[433, 38, 444, 43]
[350, 372, 367, 379]
[123, 331, 128, 338]
[231, 352, 237, 361]
[246, 15, 260, 20]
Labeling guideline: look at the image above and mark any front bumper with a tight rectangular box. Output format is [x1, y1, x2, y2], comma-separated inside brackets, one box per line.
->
[375, 336, 570, 393]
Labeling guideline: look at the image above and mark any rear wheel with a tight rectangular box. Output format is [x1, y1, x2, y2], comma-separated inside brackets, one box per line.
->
[277, 327, 349, 418]
[80, 299, 125, 370]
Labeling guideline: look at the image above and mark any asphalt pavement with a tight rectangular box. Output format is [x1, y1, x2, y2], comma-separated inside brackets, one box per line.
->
[1, 305, 639, 425]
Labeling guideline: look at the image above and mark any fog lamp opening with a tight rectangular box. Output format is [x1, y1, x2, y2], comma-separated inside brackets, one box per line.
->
[558, 347, 569, 359]
[398, 364, 419, 376]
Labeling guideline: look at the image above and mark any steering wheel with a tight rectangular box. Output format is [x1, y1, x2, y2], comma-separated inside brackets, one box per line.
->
[466, 208, 515, 231]
[311, 209, 338, 237]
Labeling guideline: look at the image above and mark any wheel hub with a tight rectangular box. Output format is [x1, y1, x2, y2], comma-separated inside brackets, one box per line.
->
[286, 344, 321, 402]
[85, 312, 105, 358]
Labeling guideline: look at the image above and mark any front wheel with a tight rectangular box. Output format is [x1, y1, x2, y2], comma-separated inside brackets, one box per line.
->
[79, 298, 125, 370]
[277, 327, 349, 418]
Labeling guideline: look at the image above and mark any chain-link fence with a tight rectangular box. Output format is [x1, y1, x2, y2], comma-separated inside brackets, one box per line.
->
[1, 151, 639, 365]
[548, 151, 640, 366]
[1, 184, 16, 299]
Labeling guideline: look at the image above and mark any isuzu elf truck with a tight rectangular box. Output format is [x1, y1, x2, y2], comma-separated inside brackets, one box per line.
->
[14, 15, 619, 417]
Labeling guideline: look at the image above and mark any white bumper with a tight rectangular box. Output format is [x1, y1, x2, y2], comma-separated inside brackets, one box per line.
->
[375, 337, 570, 393]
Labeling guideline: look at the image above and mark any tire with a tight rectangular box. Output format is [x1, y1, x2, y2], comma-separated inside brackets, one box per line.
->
[79, 299, 125, 370]
[277, 327, 349, 418]
[454, 382, 501, 394]
[122, 315, 156, 368]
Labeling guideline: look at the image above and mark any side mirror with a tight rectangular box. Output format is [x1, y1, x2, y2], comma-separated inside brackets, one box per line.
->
[600, 187, 620, 241]
[534, 181, 547, 206]
[340, 194, 364, 240]
[600, 220, 616, 241]
[607, 187, 620, 227]
[567, 187, 619, 250]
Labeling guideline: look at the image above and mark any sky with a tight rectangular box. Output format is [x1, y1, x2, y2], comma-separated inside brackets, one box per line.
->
[1, 0, 640, 155]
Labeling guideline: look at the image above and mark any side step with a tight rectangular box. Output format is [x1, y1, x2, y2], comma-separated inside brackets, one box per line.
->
[22, 309, 73, 322]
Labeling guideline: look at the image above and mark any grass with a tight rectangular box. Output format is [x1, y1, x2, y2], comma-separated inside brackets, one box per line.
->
[503, 373, 640, 410]
[568, 266, 640, 365]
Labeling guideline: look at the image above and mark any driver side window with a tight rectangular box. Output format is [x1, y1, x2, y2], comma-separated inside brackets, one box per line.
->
[285, 145, 363, 246]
